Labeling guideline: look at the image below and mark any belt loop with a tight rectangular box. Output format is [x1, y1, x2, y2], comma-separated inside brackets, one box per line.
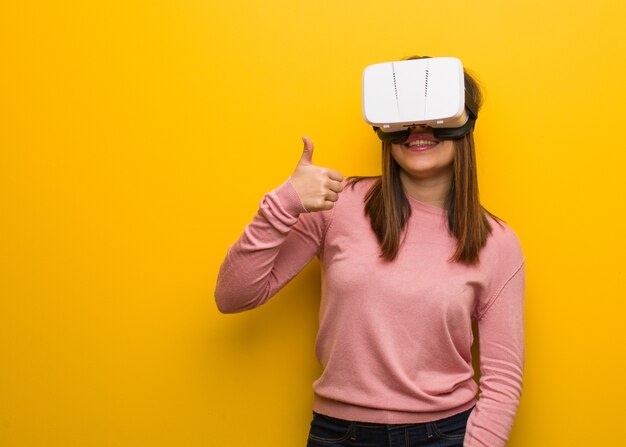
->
[426, 422, 434, 439]
[349, 422, 357, 441]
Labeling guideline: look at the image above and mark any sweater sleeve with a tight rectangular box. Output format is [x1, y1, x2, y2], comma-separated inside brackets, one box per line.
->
[214, 177, 332, 314]
[464, 259, 526, 447]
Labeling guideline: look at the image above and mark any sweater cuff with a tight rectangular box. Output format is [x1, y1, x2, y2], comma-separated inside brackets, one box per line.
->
[274, 177, 308, 217]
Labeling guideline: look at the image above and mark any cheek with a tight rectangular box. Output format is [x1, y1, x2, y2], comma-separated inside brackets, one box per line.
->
[390, 144, 404, 162]
[440, 141, 456, 162]
[391, 144, 402, 153]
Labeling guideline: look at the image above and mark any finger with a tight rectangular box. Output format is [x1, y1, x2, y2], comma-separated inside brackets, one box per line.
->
[322, 200, 335, 211]
[300, 135, 314, 165]
[325, 190, 339, 202]
[325, 168, 344, 182]
[326, 179, 344, 193]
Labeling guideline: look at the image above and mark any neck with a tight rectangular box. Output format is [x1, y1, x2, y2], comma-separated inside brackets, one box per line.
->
[398, 169, 453, 209]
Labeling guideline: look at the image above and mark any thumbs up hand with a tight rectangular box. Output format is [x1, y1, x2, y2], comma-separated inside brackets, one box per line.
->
[290, 136, 344, 212]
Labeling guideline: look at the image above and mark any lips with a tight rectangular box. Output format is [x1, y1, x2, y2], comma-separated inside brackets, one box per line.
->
[402, 133, 440, 152]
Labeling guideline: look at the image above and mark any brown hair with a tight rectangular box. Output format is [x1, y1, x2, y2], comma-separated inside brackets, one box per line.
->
[349, 55, 504, 265]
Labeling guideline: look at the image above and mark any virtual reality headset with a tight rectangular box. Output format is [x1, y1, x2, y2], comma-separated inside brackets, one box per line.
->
[362, 57, 478, 143]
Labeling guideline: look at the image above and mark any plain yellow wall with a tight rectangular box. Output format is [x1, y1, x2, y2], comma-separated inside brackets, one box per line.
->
[1, 1, 625, 446]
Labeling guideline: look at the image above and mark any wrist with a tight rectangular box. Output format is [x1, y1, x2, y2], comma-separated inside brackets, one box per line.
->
[276, 177, 308, 215]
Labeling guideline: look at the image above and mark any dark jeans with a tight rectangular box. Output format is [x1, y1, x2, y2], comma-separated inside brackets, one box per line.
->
[307, 406, 475, 447]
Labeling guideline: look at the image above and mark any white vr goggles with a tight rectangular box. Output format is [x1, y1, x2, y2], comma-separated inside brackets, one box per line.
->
[362, 57, 478, 143]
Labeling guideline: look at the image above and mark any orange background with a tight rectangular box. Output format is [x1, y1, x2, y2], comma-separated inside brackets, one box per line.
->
[1, 1, 625, 445]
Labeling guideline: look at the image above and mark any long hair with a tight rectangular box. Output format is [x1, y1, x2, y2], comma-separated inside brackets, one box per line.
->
[349, 55, 504, 265]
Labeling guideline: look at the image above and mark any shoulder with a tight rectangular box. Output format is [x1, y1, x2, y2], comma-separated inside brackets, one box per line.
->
[344, 176, 379, 197]
[481, 213, 525, 273]
[334, 175, 378, 205]
[486, 215, 523, 256]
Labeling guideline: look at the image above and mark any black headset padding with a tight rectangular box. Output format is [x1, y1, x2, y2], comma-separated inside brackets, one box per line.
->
[373, 127, 410, 143]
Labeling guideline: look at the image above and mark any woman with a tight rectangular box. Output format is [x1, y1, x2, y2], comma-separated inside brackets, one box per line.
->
[215, 56, 525, 447]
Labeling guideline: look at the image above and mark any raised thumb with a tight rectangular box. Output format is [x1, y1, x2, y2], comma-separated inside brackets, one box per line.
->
[299, 135, 314, 164]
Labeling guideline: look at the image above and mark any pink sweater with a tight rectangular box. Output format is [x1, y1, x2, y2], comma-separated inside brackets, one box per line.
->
[215, 177, 525, 447]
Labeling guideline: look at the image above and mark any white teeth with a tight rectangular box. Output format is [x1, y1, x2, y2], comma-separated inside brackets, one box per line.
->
[408, 140, 437, 147]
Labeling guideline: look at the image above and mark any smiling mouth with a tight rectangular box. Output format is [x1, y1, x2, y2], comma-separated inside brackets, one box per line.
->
[405, 139, 438, 148]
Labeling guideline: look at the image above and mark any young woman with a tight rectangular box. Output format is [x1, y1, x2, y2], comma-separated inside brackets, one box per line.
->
[215, 57, 525, 447]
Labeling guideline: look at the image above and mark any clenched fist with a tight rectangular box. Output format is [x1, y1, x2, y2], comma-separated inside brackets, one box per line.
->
[290, 136, 344, 212]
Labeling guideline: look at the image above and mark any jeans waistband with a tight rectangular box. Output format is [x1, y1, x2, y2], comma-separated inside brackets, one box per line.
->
[312, 405, 475, 429]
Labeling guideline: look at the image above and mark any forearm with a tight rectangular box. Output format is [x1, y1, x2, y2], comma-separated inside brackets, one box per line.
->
[214, 179, 323, 313]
